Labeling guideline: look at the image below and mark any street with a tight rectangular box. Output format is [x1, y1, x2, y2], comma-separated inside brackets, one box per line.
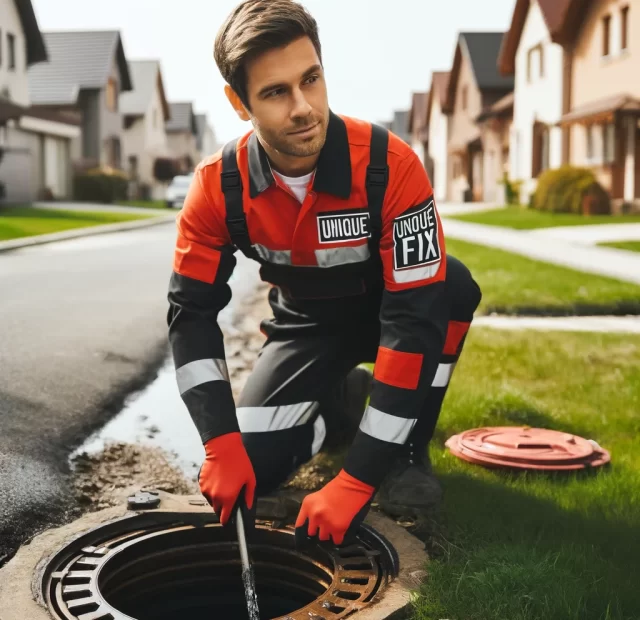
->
[0, 223, 177, 563]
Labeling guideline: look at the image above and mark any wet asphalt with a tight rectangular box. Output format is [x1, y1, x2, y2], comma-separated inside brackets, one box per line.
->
[0, 223, 178, 564]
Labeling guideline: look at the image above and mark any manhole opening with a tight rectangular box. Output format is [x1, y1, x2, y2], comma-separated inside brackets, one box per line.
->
[43, 512, 395, 620]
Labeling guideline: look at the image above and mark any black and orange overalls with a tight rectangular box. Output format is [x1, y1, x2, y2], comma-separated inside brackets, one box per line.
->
[167, 111, 482, 493]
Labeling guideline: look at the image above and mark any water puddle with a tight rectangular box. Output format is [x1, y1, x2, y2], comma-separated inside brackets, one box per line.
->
[70, 254, 262, 478]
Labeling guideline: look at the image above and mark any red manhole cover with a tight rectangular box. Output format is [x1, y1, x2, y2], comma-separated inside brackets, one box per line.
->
[445, 426, 610, 470]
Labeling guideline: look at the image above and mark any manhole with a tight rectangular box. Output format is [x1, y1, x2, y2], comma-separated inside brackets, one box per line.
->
[445, 426, 611, 471]
[39, 493, 400, 620]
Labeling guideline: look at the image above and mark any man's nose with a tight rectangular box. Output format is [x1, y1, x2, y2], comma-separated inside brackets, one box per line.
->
[290, 88, 313, 119]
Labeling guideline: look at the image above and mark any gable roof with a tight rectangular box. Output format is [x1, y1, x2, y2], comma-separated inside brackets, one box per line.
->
[166, 102, 197, 134]
[425, 71, 450, 128]
[498, 0, 574, 75]
[444, 32, 513, 113]
[28, 30, 132, 106]
[408, 91, 429, 135]
[195, 114, 210, 151]
[119, 60, 170, 121]
[14, 0, 47, 65]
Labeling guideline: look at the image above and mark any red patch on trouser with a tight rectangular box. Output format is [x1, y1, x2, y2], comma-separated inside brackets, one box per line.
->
[443, 321, 471, 356]
[373, 346, 423, 390]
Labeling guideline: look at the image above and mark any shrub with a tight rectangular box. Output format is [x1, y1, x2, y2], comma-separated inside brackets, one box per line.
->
[153, 158, 178, 183]
[501, 172, 523, 206]
[73, 166, 129, 203]
[532, 165, 611, 215]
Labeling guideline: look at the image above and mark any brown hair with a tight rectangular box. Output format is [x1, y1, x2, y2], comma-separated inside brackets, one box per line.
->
[214, 0, 322, 107]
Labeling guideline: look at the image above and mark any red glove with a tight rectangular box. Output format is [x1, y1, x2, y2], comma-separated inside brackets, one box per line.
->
[295, 469, 375, 546]
[199, 432, 256, 526]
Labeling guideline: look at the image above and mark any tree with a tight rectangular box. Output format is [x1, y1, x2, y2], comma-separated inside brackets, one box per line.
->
[153, 158, 177, 183]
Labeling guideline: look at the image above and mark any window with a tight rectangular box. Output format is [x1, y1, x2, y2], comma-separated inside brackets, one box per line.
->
[602, 14, 611, 56]
[621, 6, 629, 52]
[603, 123, 616, 164]
[7, 33, 15, 70]
[461, 85, 468, 111]
[527, 44, 545, 82]
[532, 122, 550, 178]
[586, 125, 594, 161]
[105, 78, 118, 112]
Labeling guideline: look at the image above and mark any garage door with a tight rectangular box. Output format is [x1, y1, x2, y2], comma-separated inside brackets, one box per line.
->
[0, 147, 34, 203]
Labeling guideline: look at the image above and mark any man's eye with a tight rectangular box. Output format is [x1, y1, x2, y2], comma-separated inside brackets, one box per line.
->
[305, 75, 319, 84]
[266, 89, 284, 98]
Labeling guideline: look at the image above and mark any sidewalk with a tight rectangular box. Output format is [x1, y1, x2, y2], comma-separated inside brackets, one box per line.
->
[442, 218, 640, 285]
[475, 315, 640, 333]
[437, 202, 504, 217]
[33, 201, 170, 216]
[526, 222, 640, 245]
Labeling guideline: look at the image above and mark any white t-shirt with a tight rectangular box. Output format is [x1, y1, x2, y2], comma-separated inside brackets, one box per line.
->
[273, 170, 314, 204]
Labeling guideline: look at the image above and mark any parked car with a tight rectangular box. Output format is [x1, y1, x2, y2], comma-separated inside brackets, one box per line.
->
[165, 174, 193, 208]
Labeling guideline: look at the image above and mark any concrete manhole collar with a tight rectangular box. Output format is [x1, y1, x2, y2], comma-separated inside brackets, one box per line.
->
[0, 491, 428, 620]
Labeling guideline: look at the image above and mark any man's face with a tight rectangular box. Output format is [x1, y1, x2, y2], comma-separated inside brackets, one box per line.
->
[244, 36, 329, 158]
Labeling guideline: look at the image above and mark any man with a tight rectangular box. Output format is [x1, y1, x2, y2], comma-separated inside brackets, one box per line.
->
[167, 0, 481, 546]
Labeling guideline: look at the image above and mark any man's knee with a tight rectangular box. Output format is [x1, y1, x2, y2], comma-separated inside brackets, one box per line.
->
[445, 255, 482, 321]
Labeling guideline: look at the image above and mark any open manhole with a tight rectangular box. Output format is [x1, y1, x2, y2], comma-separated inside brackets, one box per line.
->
[40, 493, 400, 620]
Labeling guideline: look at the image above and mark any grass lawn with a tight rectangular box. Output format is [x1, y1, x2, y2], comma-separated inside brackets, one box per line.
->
[408, 328, 640, 620]
[449, 205, 640, 230]
[116, 200, 168, 209]
[0, 206, 154, 241]
[598, 240, 640, 253]
[446, 238, 640, 316]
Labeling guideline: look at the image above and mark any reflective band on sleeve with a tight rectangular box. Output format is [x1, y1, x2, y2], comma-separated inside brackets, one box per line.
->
[176, 358, 230, 395]
[431, 362, 456, 387]
[253, 244, 292, 265]
[311, 414, 327, 456]
[315, 244, 370, 267]
[237, 401, 319, 433]
[393, 260, 441, 283]
[359, 406, 417, 444]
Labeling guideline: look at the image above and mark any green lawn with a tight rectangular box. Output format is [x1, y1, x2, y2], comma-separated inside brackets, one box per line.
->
[116, 200, 168, 209]
[447, 238, 640, 316]
[598, 240, 640, 253]
[449, 206, 640, 230]
[409, 328, 640, 620]
[0, 206, 153, 241]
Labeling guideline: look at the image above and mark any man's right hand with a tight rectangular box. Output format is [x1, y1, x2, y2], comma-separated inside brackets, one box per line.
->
[199, 432, 256, 526]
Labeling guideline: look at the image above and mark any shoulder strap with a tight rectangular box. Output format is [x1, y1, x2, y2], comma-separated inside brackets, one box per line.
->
[366, 124, 389, 249]
[221, 139, 256, 258]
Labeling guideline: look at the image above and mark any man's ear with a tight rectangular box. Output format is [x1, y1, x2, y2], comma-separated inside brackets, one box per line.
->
[224, 85, 251, 122]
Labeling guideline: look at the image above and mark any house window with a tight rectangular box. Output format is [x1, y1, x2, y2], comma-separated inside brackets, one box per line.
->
[7, 33, 15, 70]
[602, 14, 611, 56]
[461, 86, 468, 111]
[527, 44, 544, 82]
[105, 78, 118, 112]
[621, 6, 629, 52]
[532, 122, 550, 178]
[603, 122, 616, 164]
[586, 125, 594, 161]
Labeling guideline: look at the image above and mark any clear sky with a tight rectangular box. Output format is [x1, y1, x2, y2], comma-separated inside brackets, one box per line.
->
[31, 0, 516, 143]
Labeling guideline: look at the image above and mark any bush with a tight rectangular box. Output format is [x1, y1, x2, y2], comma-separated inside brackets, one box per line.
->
[73, 167, 129, 203]
[501, 172, 523, 206]
[153, 158, 178, 183]
[532, 165, 611, 215]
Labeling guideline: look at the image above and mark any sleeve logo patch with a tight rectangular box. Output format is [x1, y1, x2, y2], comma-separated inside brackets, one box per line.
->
[317, 208, 370, 244]
[393, 200, 440, 270]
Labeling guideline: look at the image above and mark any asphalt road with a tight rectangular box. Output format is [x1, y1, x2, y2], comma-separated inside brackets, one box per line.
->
[0, 223, 178, 563]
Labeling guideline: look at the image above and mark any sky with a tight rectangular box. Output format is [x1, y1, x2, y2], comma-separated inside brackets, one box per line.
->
[30, 0, 517, 144]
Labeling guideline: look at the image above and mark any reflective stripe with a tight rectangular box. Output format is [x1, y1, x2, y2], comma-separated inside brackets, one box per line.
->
[176, 358, 229, 395]
[253, 244, 292, 265]
[359, 406, 417, 444]
[315, 244, 370, 267]
[237, 401, 319, 433]
[393, 260, 441, 283]
[432, 362, 456, 387]
[311, 414, 327, 455]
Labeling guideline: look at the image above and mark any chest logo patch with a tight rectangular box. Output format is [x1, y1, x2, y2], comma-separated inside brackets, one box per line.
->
[317, 208, 370, 244]
[393, 199, 440, 270]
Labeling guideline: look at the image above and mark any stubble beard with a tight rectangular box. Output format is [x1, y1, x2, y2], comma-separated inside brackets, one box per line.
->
[257, 116, 328, 159]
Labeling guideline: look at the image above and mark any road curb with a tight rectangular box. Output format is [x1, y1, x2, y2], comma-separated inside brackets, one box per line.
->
[0, 214, 177, 253]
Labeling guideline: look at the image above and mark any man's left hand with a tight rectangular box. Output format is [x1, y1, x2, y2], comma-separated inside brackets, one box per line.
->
[294, 469, 375, 547]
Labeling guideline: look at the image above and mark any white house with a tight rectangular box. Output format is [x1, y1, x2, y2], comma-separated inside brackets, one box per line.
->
[426, 71, 450, 202]
[0, 0, 80, 202]
[120, 60, 171, 200]
[499, 0, 568, 203]
[195, 113, 219, 159]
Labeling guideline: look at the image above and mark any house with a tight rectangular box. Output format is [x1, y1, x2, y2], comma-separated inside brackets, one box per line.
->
[119, 60, 171, 200]
[28, 30, 133, 171]
[443, 32, 514, 202]
[407, 91, 431, 177]
[560, 0, 640, 208]
[390, 109, 410, 144]
[0, 0, 81, 202]
[498, 0, 574, 204]
[165, 102, 199, 173]
[195, 113, 218, 158]
[426, 71, 450, 202]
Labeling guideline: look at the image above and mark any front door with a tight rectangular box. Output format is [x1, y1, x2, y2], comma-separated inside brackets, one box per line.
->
[635, 122, 640, 199]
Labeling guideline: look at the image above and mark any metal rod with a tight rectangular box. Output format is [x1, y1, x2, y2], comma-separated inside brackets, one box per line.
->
[236, 508, 260, 620]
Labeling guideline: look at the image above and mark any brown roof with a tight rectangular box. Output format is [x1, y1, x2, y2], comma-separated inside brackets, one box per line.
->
[425, 71, 450, 129]
[498, 0, 573, 75]
[0, 99, 26, 123]
[559, 94, 640, 125]
[408, 91, 429, 135]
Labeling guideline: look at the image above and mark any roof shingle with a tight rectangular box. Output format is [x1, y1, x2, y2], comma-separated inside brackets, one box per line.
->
[166, 102, 196, 134]
[461, 32, 514, 90]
